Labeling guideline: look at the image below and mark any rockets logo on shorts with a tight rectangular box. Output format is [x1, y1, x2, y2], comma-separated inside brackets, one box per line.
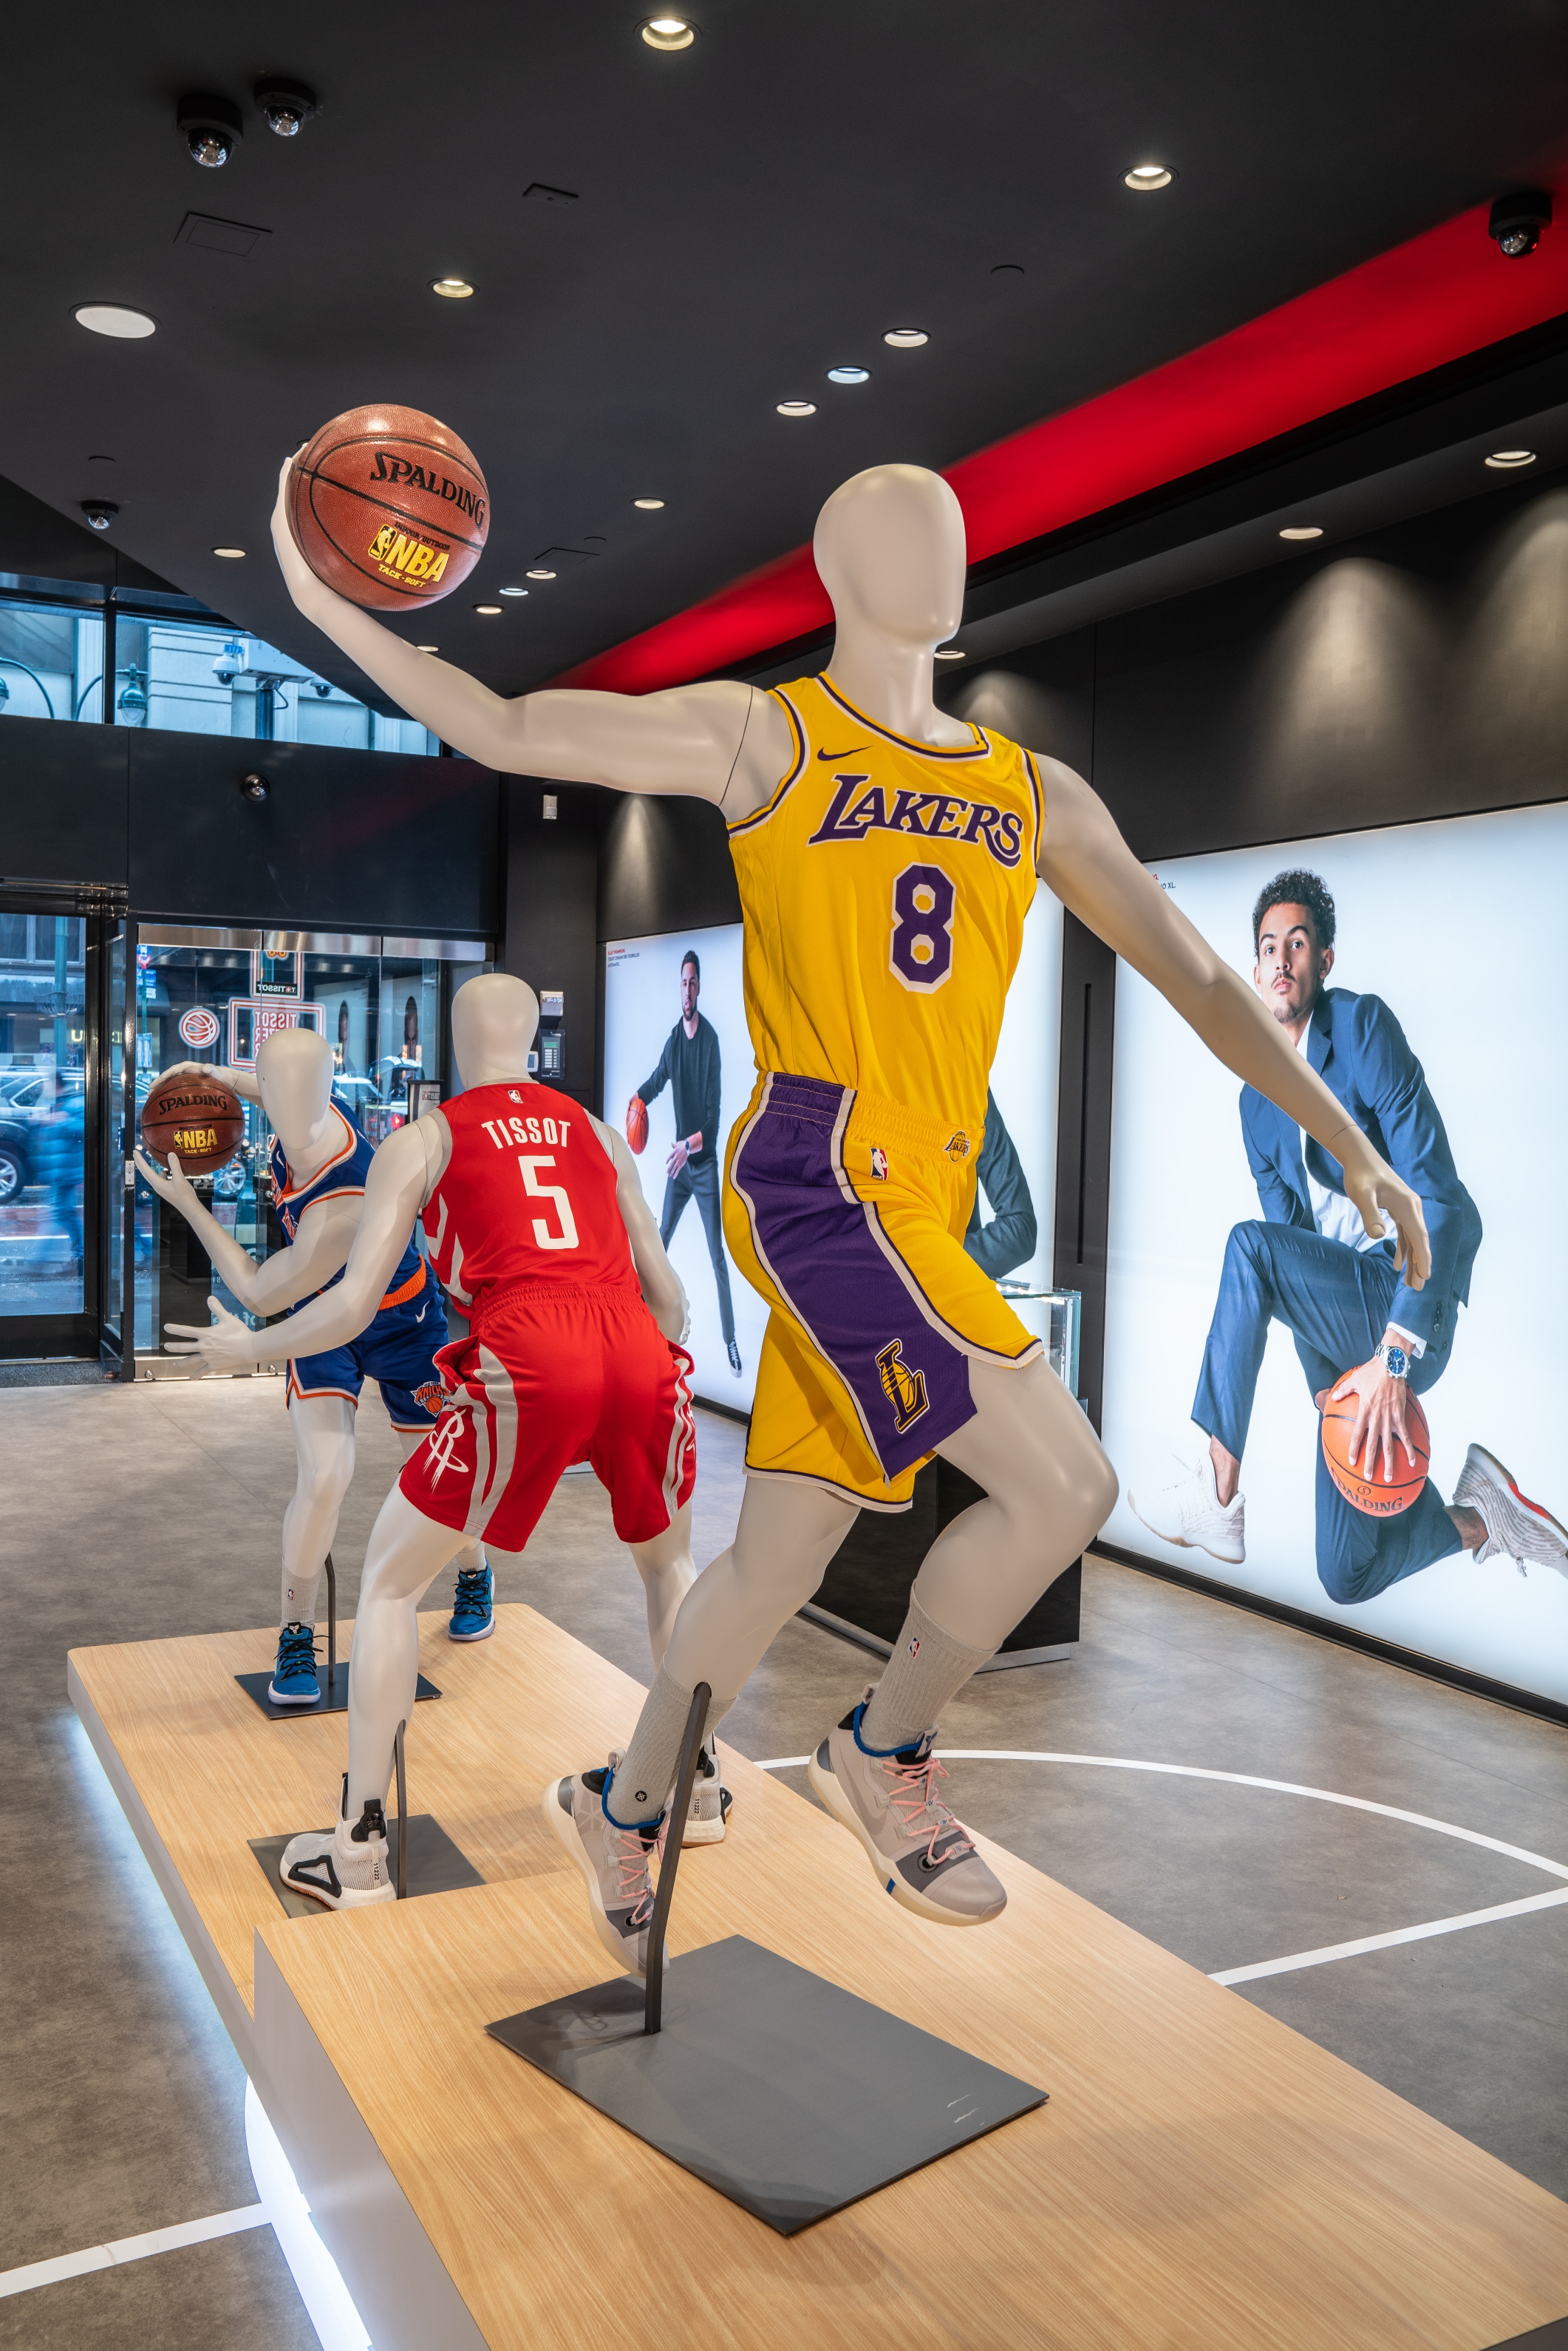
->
[876, 1338, 929, 1435]
[425, 1413, 471, 1484]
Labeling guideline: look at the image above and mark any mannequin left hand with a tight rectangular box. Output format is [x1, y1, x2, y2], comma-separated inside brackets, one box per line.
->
[134, 1144, 198, 1217]
[163, 1295, 258, 1378]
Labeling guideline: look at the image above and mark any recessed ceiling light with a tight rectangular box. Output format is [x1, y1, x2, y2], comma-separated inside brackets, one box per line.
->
[777, 401, 817, 418]
[474, 603, 503, 615]
[74, 303, 157, 339]
[1485, 449, 1537, 469]
[827, 366, 870, 385]
[212, 545, 246, 559]
[1279, 525, 1323, 540]
[416, 644, 439, 653]
[884, 329, 928, 349]
[934, 647, 966, 660]
[499, 585, 528, 596]
[633, 497, 666, 509]
[431, 276, 475, 299]
[1125, 163, 1174, 191]
[641, 14, 696, 48]
[525, 567, 556, 581]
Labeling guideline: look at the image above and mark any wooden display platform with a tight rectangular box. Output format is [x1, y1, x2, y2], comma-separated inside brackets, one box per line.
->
[70, 1606, 1568, 2351]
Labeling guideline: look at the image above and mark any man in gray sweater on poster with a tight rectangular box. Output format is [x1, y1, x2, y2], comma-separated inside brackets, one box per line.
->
[634, 950, 741, 1375]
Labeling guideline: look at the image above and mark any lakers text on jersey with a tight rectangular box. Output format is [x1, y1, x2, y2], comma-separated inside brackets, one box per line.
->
[721, 676, 1045, 1511]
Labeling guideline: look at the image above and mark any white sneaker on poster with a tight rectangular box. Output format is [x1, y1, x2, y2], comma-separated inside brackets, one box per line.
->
[1454, 1443, 1568, 1579]
[1129, 1449, 1246, 1565]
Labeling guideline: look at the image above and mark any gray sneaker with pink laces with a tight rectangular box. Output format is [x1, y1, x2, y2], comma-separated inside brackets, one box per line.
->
[808, 1687, 1006, 1927]
[544, 1752, 669, 1976]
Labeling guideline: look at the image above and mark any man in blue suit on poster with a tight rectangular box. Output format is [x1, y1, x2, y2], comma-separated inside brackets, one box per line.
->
[1132, 869, 1567, 1596]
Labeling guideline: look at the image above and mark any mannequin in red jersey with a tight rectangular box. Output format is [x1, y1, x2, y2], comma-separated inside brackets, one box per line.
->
[167, 974, 720, 1912]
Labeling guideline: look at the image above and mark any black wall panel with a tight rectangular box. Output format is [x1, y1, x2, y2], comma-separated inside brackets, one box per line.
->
[597, 792, 741, 943]
[127, 734, 502, 934]
[502, 780, 612, 1105]
[0, 715, 128, 887]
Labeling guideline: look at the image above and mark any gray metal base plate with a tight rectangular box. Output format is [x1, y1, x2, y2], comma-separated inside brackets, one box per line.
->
[487, 1933, 1046, 2234]
[234, 1668, 440, 1721]
[249, 1814, 483, 1917]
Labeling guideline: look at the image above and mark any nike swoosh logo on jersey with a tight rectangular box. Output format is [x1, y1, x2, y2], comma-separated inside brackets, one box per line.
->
[415, 1304, 428, 1321]
[817, 745, 865, 761]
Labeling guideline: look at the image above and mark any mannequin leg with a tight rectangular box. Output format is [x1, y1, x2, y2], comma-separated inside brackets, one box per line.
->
[395, 1425, 486, 1579]
[628, 1497, 698, 1668]
[280, 1395, 358, 1627]
[346, 1488, 468, 1814]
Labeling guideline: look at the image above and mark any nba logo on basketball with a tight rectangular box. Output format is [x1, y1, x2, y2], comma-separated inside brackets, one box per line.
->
[870, 1146, 888, 1180]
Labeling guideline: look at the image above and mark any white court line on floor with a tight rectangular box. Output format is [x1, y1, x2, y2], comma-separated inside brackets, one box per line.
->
[751, 1749, 1568, 1982]
[0, 2204, 268, 2300]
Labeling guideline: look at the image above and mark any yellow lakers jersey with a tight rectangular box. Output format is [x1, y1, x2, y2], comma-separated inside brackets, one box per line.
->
[727, 673, 1043, 1133]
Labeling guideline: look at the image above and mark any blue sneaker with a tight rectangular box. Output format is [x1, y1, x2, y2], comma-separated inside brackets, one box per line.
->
[268, 1621, 321, 1707]
[449, 1561, 494, 1641]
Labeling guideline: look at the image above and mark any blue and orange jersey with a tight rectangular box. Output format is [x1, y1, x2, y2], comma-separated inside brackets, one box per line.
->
[268, 1103, 424, 1313]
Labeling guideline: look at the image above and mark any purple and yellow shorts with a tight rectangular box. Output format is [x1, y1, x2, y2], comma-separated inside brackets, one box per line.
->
[723, 1072, 1040, 1511]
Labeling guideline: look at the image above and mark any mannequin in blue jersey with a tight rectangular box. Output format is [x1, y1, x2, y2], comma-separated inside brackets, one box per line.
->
[136, 1027, 491, 1700]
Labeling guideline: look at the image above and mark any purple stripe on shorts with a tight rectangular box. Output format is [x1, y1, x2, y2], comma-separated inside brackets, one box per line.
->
[733, 1073, 973, 1478]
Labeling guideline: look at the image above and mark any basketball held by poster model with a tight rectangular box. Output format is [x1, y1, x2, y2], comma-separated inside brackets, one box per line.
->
[626, 1095, 650, 1155]
[287, 404, 489, 610]
[140, 1073, 246, 1178]
[1320, 1379, 1431, 1517]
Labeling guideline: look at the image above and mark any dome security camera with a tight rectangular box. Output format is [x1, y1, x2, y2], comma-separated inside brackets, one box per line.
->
[254, 77, 318, 138]
[80, 500, 119, 531]
[239, 771, 270, 803]
[177, 92, 242, 169]
[1489, 189, 1552, 259]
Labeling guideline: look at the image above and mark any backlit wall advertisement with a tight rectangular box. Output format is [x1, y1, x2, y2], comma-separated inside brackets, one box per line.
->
[1100, 801, 1568, 1706]
[602, 891, 1063, 1415]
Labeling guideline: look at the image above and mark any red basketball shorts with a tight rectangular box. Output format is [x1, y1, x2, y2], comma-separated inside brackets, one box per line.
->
[398, 1280, 696, 1552]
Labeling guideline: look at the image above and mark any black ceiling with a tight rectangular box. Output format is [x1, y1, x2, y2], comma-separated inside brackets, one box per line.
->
[5, 1, 1568, 702]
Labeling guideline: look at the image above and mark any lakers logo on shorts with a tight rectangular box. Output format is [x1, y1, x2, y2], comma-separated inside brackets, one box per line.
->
[876, 1338, 929, 1435]
[942, 1129, 972, 1162]
[426, 1412, 470, 1485]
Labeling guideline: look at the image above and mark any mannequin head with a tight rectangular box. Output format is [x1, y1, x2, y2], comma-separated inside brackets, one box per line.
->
[450, 973, 539, 1089]
[814, 465, 966, 651]
[256, 1027, 335, 1162]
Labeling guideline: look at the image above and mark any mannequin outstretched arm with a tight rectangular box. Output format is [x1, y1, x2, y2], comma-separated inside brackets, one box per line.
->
[165, 1118, 436, 1373]
[132, 1145, 360, 1313]
[587, 1112, 689, 1344]
[1037, 758, 1431, 1285]
[158, 1058, 262, 1108]
[270, 463, 790, 807]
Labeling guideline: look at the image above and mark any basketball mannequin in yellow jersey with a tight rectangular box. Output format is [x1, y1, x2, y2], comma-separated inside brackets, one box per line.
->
[268, 457, 1429, 1960]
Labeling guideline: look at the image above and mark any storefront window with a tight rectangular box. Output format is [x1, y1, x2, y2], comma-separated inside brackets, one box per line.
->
[0, 916, 89, 1314]
[132, 930, 491, 1356]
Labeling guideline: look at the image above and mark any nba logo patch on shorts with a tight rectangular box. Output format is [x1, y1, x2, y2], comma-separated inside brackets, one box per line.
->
[870, 1145, 889, 1180]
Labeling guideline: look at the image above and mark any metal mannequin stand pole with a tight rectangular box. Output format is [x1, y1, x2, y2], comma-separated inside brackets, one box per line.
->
[324, 1552, 337, 1695]
[394, 1718, 408, 1901]
[642, 1683, 709, 2035]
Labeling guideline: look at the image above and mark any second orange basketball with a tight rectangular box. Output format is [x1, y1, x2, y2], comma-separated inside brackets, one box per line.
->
[287, 404, 489, 610]
[1321, 1380, 1430, 1516]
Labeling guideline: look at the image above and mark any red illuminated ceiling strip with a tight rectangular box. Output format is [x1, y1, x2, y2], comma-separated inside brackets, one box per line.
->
[559, 191, 1568, 694]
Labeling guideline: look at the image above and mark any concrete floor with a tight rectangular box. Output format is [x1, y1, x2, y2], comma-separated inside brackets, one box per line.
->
[2, 1370, 1565, 2345]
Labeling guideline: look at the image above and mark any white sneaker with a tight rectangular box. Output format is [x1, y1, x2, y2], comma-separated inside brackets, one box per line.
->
[682, 1741, 733, 1847]
[543, 1752, 667, 1976]
[280, 1796, 395, 1911]
[1454, 1443, 1568, 1579]
[1129, 1450, 1246, 1564]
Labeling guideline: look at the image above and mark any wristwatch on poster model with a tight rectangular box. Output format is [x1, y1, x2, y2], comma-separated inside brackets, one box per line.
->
[1374, 1340, 1411, 1382]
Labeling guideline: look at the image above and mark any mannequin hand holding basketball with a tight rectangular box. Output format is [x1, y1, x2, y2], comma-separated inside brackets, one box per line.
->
[271, 453, 337, 620]
[164, 1295, 254, 1378]
[1334, 1137, 1431, 1288]
[134, 1144, 197, 1217]
[1330, 1355, 1417, 1486]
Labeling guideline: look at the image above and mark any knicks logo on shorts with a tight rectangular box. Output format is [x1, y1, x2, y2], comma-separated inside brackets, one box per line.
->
[413, 1381, 447, 1418]
[425, 1412, 471, 1484]
[876, 1338, 929, 1435]
[366, 523, 451, 585]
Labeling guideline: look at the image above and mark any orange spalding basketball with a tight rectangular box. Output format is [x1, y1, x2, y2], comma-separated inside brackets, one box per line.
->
[287, 404, 489, 610]
[140, 1072, 245, 1177]
[1321, 1381, 1430, 1516]
[626, 1095, 649, 1154]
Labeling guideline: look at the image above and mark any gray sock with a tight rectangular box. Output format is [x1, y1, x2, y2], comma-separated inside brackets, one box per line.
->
[607, 1665, 728, 1825]
[859, 1591, 992, 1753]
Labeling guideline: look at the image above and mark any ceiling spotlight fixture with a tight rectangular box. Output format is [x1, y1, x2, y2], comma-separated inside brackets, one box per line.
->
[73, 303, 156, 339]
[525, 567, 556, 581]
[1485, 448, 1537, 469]
[641, 15, 697, 49]
[777, 400, 817, 418]
[633, 497, 666, 509]
[415, 644, 439, 653]
[255, 76, 318, 137]
[1278, 525, 1323, 541]
[474, 603, 503, 615]
[177, 92, 242, 169]
[79, 500, 118, 531]
[827, 366, 870, 385]
[990, 262, 1025, 279]
[213, 545, 247, 559]
[884, 329, 928, 349]
[431, 276, 475, 299]
[498, 585, 529, 596]
[1489, 189, 1552, 259]
[934, 647, 967, 660]
[1125, 163, 1174, 191]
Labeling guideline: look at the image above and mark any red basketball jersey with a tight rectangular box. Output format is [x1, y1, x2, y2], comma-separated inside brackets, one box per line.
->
[423, 1083, 634, 1310]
